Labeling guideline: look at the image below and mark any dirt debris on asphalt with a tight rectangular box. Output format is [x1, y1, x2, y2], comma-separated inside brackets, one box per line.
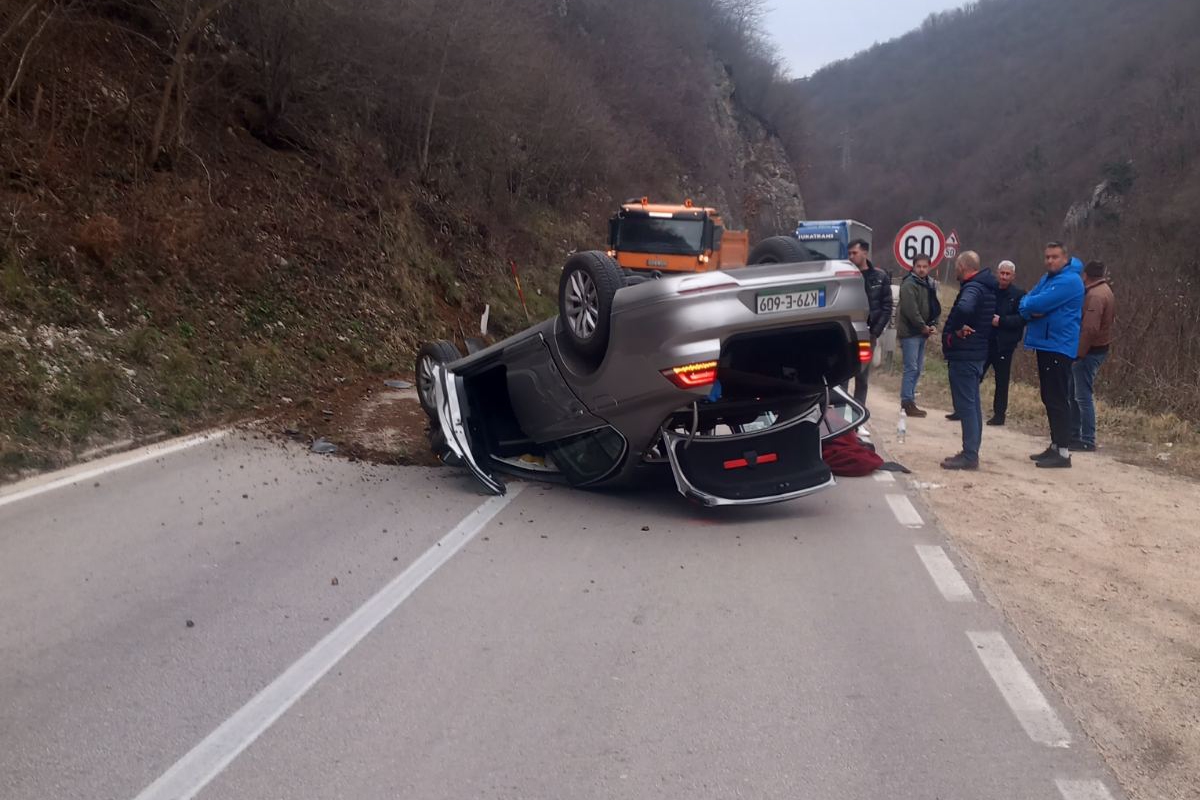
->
[869, 394, 1200, 800]
[265, 377, 438, 468]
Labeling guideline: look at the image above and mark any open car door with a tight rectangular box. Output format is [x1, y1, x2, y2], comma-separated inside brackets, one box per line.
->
[432, 363, 506, 496]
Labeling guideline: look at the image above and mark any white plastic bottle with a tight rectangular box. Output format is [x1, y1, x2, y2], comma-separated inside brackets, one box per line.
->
[897, 407, 908, 443]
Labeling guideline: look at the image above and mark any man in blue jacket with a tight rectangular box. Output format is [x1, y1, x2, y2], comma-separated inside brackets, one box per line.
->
[1020, 241, 1085, 468]
[941, 251, 998, 470]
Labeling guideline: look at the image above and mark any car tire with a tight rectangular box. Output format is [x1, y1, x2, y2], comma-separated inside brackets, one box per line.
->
[747, 236, 813, 265]
[415, 339, 462, 417]
[558, 250, 622, 361]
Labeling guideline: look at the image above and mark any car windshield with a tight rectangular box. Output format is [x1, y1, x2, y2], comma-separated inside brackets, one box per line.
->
[614, 218, 705, 255]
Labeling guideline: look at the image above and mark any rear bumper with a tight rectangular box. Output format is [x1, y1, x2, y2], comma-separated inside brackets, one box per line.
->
[660, 409, 835, 507]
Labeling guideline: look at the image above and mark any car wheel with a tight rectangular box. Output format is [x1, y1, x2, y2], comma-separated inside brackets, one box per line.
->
[558, 250, 622, 360]
[415, 339, 462, 417]
[747, 235, 813, 265]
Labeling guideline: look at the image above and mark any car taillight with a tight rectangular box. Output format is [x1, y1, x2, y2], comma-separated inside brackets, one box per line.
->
[835, 268, 861, 277]
[662, 360, 719, 388]
[858, 341, 873, 363]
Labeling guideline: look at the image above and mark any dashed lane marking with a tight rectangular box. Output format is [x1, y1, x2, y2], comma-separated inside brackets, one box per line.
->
[915, 545, 976, 602]
[1055, 779, 1116, 800]
[968, 631, 1071, 748]
[885, 493, 924, 527]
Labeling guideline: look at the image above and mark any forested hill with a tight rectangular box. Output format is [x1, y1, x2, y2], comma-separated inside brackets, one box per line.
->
[798, 0, 1200, 417]
[0, 0, 803, 473]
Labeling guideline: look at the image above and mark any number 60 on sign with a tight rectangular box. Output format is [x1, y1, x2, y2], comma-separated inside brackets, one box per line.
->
[893, 221, 947, 271]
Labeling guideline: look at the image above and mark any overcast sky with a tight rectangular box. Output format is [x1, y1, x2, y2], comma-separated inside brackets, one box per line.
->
[764, 0, 969, 78]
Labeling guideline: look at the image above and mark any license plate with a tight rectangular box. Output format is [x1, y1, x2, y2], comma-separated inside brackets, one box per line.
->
[755, 286, 825, 314]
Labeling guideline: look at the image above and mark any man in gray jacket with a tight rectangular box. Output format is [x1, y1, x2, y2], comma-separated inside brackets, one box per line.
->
[896, 254, 941, 417]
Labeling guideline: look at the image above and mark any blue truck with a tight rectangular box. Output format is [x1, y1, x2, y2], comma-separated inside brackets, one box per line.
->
[793, 220, 873, 261]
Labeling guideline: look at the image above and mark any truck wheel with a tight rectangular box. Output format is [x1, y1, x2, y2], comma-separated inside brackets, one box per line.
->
[747, 236, 813, 265]
[558, 250, 622, 360]
[415, 339, 462, 417]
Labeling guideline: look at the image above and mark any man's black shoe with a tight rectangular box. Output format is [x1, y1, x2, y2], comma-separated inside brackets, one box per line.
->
[986, 416, 1005, 426]
[1030, 446, 1057, 461]
[1069, 440, 1096, 452]
[946, 412, 962, 421]
[941, 453, 979, 470]
[1036, 452, 1072, 468]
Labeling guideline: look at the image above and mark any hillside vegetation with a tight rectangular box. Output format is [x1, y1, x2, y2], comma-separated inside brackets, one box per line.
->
[0, 0, 803, 474]
[799, 0, 1200, 419]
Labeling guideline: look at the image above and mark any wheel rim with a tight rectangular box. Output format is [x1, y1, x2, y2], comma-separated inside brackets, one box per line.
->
[417, 355, 436, 408]
[564, 269, 600, 340]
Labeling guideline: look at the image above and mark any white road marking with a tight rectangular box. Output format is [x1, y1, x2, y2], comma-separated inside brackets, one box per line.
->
[885, 493, 924, 527]
[968, 631, 1072, 748]
[0, 430, 229, 510]
[130, 486, 525, 800]
[872, 470, 896, 483]
[915, 545, 976, 602]
[1056, 779, 1115, 800]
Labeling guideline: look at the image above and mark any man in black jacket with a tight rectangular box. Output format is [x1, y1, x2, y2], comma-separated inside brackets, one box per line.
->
[941, 251, 998, 470]
[982, 259, 1026, 426]
[847, 238, 892, 407]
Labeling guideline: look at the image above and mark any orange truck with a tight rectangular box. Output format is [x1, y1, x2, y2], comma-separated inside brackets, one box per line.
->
[607, 198, 749, 273]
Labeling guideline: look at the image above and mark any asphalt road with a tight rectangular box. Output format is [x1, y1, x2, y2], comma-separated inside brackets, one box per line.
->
[0, 429, 1123, 800]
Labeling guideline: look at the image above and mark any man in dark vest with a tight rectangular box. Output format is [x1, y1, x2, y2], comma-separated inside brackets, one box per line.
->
[941, 251, 998, 470]
[982, 259, 1026, 426]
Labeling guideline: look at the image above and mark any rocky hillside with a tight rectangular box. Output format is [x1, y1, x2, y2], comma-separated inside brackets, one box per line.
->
[0, 0, 805, 476]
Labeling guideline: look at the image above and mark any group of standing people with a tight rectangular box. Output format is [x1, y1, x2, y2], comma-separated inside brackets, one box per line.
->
[871, 241, 1115, 470]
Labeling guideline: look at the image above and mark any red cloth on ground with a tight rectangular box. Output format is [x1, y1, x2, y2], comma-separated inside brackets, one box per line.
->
[822, 431, 884, 477]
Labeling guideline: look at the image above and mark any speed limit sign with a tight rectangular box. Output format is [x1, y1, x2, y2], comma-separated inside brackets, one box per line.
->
[893, 221, 947, 272]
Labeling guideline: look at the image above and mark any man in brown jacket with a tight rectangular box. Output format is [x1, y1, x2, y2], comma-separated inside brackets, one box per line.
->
[1070, 260, 1116, 451]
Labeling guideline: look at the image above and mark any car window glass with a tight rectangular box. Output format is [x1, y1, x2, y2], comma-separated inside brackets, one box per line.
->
[544, 427, 626, 484]
[821, 389, 867, 438]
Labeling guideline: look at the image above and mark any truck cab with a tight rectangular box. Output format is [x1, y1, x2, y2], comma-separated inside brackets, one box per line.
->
[608, 199, 749, 274]
[793, 220, 873, 260]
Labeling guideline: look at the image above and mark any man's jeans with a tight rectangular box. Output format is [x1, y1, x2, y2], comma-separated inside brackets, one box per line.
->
[900, 336, 926, 403]
[1070, 350, 1108, 446]
[947, 360, 985, 462]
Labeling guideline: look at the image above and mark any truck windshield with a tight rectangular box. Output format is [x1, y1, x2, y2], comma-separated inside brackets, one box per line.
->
[795, 238, 842, 260]
[613, 218, 705, 255]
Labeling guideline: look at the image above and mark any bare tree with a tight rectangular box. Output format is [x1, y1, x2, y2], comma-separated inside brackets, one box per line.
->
[145, 0, 236, 165]
[1, 0, 59, 112]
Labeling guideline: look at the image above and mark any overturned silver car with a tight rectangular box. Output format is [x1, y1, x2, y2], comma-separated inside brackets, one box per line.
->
[415, 237, 872, 506]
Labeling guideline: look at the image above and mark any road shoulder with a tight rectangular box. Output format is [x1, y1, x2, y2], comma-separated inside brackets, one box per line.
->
[869, 393, 1200, 800]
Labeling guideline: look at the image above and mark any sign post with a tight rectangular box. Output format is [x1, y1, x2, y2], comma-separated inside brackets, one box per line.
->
[893, 220, 947, 273]
[943, 230, 961, 283]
